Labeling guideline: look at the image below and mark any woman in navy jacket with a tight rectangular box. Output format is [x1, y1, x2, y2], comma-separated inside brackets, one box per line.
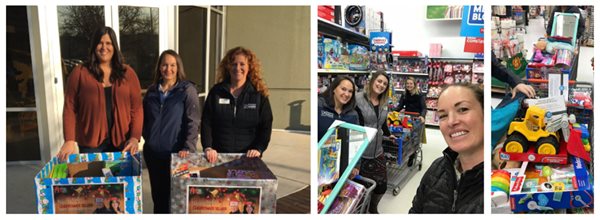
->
[201, 47, 273, 163]
[142, 50, 200, 213]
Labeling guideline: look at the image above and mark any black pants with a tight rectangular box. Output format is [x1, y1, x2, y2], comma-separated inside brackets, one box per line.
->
[144, 150, 171, 213]
[359, 154, 388, 194]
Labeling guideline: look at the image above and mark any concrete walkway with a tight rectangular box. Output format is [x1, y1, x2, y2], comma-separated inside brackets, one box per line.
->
[6, 130, 310, 213]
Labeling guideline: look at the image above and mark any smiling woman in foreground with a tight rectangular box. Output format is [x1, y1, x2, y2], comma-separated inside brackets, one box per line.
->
[409, 83, 484, 213]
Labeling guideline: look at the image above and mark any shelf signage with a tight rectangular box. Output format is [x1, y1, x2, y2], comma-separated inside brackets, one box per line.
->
[369, 31, 392, 52]
[460, 5, 484, 38]
[464, 37, 484, 53]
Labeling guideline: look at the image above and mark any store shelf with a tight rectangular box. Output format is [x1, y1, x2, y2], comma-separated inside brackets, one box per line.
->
[387, 71, 429, 76]
[429, 57, 483, 61]
[318, 18, 370, 46]
[317, 69, 370, 74]
[393, 88, 405, 92]
[425, 122, 439, 126]
[425, 18, 463, 21]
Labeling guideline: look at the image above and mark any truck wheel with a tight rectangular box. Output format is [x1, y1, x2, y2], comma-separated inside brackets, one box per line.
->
[504, 133, 529, 153]
[536, 136, 559, 155]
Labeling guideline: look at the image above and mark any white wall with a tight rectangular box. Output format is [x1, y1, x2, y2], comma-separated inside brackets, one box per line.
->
[373, 5, 477, 58]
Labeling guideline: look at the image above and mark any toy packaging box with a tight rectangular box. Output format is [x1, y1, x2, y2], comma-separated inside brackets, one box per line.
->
[326, 179, 366, 214]
[322, 37, 346, 70]
[348, 44, 369, 70]
[34, 152, 143, 214]
[170, 153, 277, 214]
[509, 157, 593, 212]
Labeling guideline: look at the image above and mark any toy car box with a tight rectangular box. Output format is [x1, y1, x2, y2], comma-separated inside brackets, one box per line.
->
[34, 152, 143, 214]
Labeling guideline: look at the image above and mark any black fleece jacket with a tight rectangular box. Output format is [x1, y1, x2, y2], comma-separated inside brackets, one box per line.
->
[201, 81, 273, 154]
[409, 147, 483, 213]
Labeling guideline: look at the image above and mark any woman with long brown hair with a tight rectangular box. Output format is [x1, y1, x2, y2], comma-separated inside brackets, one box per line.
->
[58, 26, 142, 161]
[142, 49, 200, 213]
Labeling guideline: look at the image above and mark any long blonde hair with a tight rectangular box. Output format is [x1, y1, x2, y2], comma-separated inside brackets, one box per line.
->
[406, 77, 420, 95]
[216, 47, 269, 97]
[366, 70, 389, 106]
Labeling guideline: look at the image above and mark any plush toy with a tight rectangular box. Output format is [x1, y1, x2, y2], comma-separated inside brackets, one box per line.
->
[532, 39, 547, 62]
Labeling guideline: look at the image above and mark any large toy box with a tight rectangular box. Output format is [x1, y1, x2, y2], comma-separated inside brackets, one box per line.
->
[34, 152, 143, 214]
[170, 153, 278, 214]
[509, 157, 593, 212]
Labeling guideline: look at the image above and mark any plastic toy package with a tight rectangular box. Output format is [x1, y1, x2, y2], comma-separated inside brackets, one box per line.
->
[569, 89, 593, 109]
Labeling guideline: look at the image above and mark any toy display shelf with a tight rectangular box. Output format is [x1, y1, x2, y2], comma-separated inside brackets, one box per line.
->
[318, 69, 370, 74]
[429, 57, 483, 61]
[425, 18, 462, 21]
[499, 141, 569, 164]
[318, 18, 369, 47]
[387, 71, 428, 76]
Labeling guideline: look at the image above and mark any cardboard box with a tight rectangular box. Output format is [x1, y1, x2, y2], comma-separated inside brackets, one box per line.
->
[34, 152, 143, 214]
[509, 157, 593, 212]
[170, 153, 278, 214]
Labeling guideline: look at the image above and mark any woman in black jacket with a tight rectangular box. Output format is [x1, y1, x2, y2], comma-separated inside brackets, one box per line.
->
[409, 84, 484, 213]
[201, 47, 273, 163]
[317, 75, 359, 141]
[142, 49, 200, 213]
[396, 77, 426, 121]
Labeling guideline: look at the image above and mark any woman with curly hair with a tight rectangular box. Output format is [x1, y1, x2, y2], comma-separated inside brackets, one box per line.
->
[201, 47, 273, 163]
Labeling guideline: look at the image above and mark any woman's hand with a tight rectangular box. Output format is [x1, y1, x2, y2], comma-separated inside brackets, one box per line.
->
[178, 150, 190, 158]
[58, 141, 77, 161]
[350, 168, 360, 179]
[205, 148, 218, 163]
[246, 149, 261, 158]
[512, 83, 536, 98]
[418, 116, 425, 122]
[122, 138, 139, 155]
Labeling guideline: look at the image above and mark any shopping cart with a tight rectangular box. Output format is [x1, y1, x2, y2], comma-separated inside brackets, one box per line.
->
[384, 111, 424, 196]
[512, 7, 526, 33]
[350, 175, 376, 214]
[520, 79, 594, 173]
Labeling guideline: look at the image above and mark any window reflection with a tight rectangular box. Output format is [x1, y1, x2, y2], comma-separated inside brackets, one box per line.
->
[7, 6, 36, 108]
[119, 6, 160, 89]
[179, 6, 207, 94]
[57, 6, 105, 84]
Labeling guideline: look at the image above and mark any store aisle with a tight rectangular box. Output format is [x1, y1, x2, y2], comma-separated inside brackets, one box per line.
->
[378, 127, 448, 213]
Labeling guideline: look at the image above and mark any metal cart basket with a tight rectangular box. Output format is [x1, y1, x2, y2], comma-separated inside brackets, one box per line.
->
[384, 112, 424, 196]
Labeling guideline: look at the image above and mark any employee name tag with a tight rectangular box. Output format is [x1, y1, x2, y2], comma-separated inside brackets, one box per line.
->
[243, 103, 257, 109]
[219, 98, 230, 104]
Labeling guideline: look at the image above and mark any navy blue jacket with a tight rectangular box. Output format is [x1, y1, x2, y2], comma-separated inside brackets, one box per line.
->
[317, 96, 359, 141]
[201, 81, 273, 153]
[142, 80, 200, 159]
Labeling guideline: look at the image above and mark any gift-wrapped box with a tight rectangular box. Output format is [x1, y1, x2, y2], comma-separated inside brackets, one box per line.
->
[34, 152, 143, 214]
[170, 153, 278, 214]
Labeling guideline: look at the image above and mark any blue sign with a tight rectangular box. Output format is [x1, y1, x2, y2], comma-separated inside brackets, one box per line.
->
[460, 5, 484, 37]
[369, 31, 392, 52]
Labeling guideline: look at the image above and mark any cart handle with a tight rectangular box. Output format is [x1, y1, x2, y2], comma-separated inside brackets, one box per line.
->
[525, 78, 577, 85]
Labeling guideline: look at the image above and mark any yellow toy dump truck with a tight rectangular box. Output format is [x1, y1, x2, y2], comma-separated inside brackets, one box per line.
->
[503, 106, 560, 155]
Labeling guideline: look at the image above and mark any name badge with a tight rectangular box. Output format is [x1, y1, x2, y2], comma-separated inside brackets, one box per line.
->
[244, 103, 257, 109]
[321, 111, 334, 118]
[219, 98, 230, 104]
